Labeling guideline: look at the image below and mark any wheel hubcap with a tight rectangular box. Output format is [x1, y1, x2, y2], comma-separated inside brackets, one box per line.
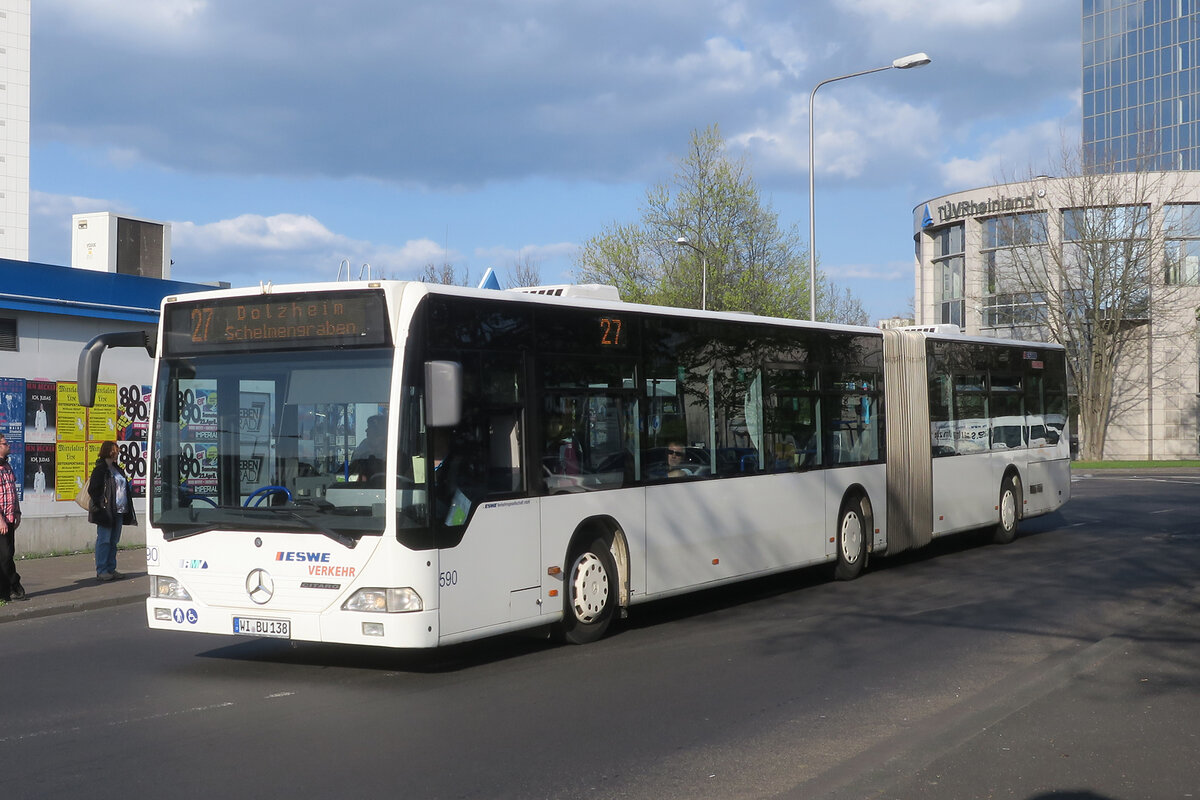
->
[571, 552, 609, 624]
[1001, 489, 1016, 530]
[841, 512, 863, 564]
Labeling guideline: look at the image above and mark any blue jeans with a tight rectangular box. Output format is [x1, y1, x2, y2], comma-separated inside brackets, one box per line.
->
[95, 518, 123, 576]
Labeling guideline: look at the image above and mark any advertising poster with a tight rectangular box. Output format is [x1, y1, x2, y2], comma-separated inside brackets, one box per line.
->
[0, 376, 24, 436]
[57, 382, 87, 442]
[55, 441, 86, 501]
[25, 380, 56, 443]
[115, 439, 149, 498]
[88, 383, 118, 442]
[117, 384, 151, 441]
[23, 443, 54, 498]
[1, 377, 26, 500]
[179, 382, 219, 498]
[239, 388, 273, 495]
[111, 384, 152, 497]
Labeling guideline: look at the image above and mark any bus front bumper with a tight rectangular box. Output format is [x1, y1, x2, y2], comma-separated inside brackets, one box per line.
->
[146, 598, 441, 648]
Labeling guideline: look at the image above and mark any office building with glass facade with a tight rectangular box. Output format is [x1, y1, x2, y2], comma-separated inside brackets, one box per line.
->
[902, 2, 1200, 460]
[913, 175, 1200, 460]
[1083, 0, 1200, 170]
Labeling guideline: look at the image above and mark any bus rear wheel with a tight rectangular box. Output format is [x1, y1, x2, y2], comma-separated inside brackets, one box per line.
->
[992, 475, 1021, 545]
[834, 497, 868, 581]
[558, 536, 617, 644]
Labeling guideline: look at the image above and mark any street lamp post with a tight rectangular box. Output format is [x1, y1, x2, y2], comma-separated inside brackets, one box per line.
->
[807, 52, 931, 322]
[674, 236, 708, 311]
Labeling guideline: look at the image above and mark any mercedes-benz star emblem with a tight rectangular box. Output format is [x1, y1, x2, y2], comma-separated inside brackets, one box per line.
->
[246, 568, 274, 605]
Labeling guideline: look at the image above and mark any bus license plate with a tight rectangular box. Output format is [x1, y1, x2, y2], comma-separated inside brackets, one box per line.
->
[233, 617, 291, 638]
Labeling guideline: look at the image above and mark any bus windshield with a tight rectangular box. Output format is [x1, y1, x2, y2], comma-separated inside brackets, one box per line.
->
[151, 347, 396, 541]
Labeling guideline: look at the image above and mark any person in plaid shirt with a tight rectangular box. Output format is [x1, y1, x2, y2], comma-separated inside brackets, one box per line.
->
[0, 433, 26, 601]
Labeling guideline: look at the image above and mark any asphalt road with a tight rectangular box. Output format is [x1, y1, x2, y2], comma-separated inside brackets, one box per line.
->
[2, 471, 1197, 800]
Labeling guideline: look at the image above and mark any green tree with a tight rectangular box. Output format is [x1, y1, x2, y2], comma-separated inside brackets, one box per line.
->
[575, 124, 866, 324]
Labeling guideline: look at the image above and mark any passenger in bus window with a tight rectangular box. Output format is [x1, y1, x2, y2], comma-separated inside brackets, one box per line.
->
[545, 416, 581, 476]
[773, 435, 798, 471]
[666, 442, 689, 477]
[349, 413, 387, 482]
[431, 430, 477, 525]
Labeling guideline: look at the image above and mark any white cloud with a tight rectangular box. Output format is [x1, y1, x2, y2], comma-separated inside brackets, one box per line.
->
[730, 89, 942, 183]
[833, 260, 912, 281]
[32, 190, 134, 220]
[937, 118, 1075, 191]
[40, 0, 209, 48]
[672, 36, 778, 93]
[836, 0, 1023, 27]
[164, 213, 451, 286]
[32, 0, 1078, 193]
[29, 191, 138, 265]
[173, 214, 340, 252]
[474, 242, 578, 264]
[371, 239, 452, 272]
[26, 0, 1085, 319]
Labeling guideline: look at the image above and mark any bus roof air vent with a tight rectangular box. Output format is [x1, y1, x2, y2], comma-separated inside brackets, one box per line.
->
[509, 284, 621, 302]
[897, 324, 961, 335]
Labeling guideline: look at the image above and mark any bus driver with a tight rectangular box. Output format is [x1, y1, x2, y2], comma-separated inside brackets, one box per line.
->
[349, 413, 388, 483]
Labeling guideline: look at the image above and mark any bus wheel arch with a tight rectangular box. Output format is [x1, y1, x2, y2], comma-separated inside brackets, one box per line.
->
[556, 517, 628, 644]
[993, 469, 1023, 545]
[834, 487, 872, 581]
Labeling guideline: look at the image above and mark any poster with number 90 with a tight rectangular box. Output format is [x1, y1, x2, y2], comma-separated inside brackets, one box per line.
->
[118, 384, 151, 442]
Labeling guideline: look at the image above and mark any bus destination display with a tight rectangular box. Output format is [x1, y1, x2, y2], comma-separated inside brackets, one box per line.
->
[164, 290, 390, 353]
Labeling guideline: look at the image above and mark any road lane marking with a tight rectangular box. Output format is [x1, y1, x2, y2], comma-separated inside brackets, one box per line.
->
[0, 701, 236, 744]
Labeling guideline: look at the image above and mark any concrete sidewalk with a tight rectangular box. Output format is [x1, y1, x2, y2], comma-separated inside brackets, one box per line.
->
[0, 549, 147, 623]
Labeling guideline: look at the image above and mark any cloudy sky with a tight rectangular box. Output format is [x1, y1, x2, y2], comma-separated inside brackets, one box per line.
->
[30, 0, 1081, 321]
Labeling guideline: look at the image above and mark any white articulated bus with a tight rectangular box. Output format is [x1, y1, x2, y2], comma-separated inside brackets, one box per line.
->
[77, 280, 1070, 647]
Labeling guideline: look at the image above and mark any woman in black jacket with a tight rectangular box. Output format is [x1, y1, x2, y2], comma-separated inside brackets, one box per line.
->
[87, 441, 136, 582]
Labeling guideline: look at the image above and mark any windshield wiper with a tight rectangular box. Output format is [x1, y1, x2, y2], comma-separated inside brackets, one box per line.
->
[248, 507, 359, 549]
[161, 506, 359, 548]
[163, 522, 223, 541]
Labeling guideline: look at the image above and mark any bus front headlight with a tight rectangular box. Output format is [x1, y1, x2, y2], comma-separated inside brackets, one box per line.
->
[342, 588, 423, 613]
[151, 576, 192, 601]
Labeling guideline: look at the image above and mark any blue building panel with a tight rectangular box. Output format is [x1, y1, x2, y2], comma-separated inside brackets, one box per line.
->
[0, 258, 215, 323]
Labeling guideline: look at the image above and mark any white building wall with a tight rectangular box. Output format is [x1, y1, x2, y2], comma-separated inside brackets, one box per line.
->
[6, 310, 156, 553]
[914, 175, 1200, 461]
[0, 0, 29, 261]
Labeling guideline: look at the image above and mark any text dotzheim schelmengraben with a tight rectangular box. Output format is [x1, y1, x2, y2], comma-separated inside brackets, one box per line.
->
[224, 302, 358, 341]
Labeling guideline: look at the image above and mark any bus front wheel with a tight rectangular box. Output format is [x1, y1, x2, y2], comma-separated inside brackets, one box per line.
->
[993, 475, 1021, 545]
[558, 537, 617, 645]
[834, 497, 868, 581]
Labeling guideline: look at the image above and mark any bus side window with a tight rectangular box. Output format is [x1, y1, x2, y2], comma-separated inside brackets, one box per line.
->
[432, 353, 526, 526]
[713, 367, 763, 476]
[489, 412, 521, 492]
[928, 370, 955, 456]
[764, 366, 819, 472]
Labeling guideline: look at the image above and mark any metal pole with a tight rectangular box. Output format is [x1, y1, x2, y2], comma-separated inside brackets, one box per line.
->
[808, 64, 891, 322]
[807, 54, 929, 322]
[674, 237, 708, 311]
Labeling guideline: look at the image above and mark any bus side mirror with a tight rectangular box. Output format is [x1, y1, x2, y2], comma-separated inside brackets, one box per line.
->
[425, 361, 462, 427]
[77, 331, 155, 408]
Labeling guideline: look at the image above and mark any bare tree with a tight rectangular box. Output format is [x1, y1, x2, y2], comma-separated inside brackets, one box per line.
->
[994, 146, 1192, 459]
[421, 262, 470, 286]
[504, 254, 542, 288]
[825, 285, 869, 326]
